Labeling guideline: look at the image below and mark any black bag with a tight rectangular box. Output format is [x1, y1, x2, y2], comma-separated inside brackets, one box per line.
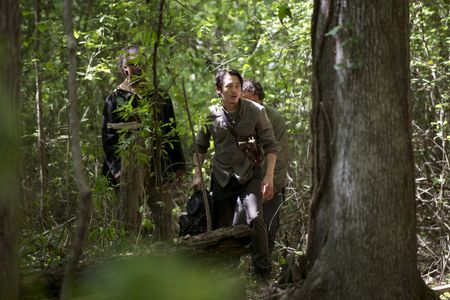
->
[179, 190, 212, 236]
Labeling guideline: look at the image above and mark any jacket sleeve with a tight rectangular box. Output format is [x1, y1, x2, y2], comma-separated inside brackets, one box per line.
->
[256, 108, 280, 155]
[268, 108, 289, 189]
[160, 95, 186, 172]
[195, 121, 211, 154]
[101, 96, 121, 177]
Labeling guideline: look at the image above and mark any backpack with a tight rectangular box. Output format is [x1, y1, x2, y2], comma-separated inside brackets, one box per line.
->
[179, 190, 212, 236]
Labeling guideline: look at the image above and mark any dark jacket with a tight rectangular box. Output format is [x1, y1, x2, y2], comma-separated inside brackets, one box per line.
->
[101, 88, 185, 183]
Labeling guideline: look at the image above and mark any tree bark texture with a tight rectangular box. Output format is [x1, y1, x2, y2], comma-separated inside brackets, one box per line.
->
[119, 143, 145, 232]
[294, 1, 437, 299]
[147, 187, 174, 240]
[0, 0, 20, 299]
[60, 0, 92, 298]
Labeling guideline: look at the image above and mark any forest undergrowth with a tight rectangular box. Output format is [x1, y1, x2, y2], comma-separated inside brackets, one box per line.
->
[18, 148, 450, 299]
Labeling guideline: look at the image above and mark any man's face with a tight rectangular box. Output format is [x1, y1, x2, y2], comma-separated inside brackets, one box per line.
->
[124, 55, 143, 78]
[242, 92, 262, 104]
[217, 73, 241, 106]
[125, 64, 142, 78]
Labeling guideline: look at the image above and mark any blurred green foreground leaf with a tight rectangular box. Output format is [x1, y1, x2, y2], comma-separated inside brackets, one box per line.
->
[73, 254, 245, 300]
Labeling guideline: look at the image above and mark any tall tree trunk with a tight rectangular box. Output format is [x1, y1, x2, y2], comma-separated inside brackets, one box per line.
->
[34, 0, 48, 218]
[147, 0, 174, 241]
[0, 0, 20, 299]
[292, 1, 437, 299]
[60, 0, 92, 298]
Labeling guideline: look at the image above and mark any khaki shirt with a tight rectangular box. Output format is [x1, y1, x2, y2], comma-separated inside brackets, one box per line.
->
[196, 99, 279, 187]
[263, 106, 289, 193]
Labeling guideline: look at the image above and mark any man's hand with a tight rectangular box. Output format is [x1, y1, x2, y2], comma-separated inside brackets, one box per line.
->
[114, 170, 121, 179]
[261, 175, 274, 202]
[261, 152, 276, 202]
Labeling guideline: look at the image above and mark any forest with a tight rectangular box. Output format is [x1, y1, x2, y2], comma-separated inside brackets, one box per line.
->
[0, 0, 449, 299]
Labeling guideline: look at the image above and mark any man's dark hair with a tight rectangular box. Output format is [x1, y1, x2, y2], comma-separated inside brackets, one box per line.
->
[215, 68, 243, 90]
[242, 79, 265, 101]
[118, 45, 139, 74]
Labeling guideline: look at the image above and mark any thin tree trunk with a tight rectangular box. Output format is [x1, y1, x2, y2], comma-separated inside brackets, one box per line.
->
[60, 0, 92, 298]
[152, 0, 165, 192]
[287, 1, 437, 299]
[34, 0, 48, 218]
[148, 0, 173, 241]
[0, 0, 20, 299]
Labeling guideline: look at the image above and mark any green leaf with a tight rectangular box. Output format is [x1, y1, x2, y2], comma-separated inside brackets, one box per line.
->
[36, 22, 48, 32]
[278, 5, 292, 23]
[325, 25, 342, 37]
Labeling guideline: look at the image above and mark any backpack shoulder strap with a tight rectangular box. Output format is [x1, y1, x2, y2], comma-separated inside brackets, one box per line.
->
[219, 108, 238, 139]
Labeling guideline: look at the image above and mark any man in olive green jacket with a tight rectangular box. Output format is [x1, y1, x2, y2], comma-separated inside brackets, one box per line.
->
[192, 69, 279, 279]
[241, 79, 289, 255]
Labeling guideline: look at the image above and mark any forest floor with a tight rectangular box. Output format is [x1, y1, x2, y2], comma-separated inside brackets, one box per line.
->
[19, 242, 449, 300]
[18, 224, 449, 300]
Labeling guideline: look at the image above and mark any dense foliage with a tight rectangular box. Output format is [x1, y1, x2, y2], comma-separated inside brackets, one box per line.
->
[17, 0, 449, 296]
[410, 0, 450, 287]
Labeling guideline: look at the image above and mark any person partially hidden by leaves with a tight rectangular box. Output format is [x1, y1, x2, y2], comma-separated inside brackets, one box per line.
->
[191, 68, 279, 281]
[101, 45, 185, 187]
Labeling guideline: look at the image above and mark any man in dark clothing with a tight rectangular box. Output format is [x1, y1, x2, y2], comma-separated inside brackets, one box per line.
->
[101, 88, 138, 184]
[192, 69, 279, 280]
[101, 46, 185, 186]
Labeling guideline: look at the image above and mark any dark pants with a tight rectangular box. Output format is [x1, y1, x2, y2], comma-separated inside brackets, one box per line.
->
[263, 189, 283, 254]
[235, 188, 284, 255]
[211, 169, 270, 274]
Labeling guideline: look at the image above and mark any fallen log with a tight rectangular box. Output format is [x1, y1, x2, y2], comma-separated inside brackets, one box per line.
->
[178, 225, 254, 256]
